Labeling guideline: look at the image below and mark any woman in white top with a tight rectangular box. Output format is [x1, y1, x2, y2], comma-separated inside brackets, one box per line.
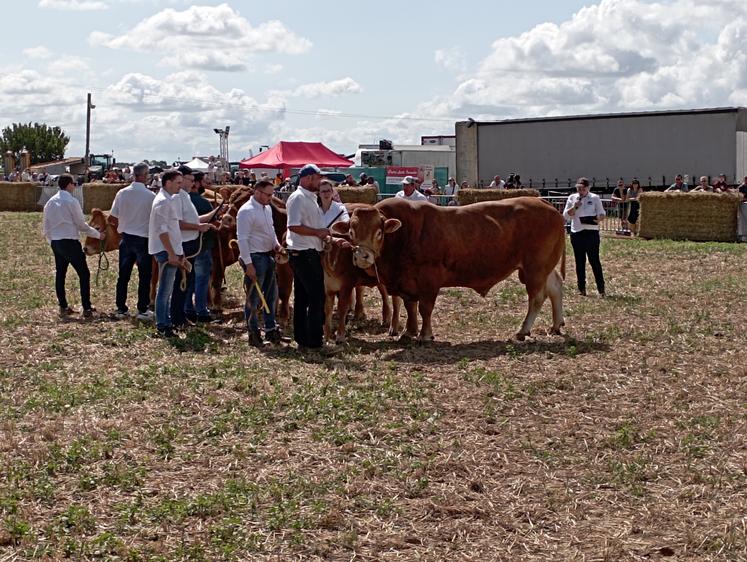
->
[318, 180, 349, 227]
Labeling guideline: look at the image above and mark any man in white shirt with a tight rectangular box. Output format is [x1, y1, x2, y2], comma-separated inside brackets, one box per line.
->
[109, 162, 155, 320]
[148, 170, 186, 337]
[489, 175, 506, 189]
[170, 165, 215, 328]
[286, 163, 331, 351]
[42, 174, 106, 318]
[563, 177, 607, 296]
[395, 176, 427, 201]
[236, 179, 284, 347]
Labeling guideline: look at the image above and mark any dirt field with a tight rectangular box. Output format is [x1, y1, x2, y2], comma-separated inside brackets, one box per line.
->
[0, 212, 745, 561]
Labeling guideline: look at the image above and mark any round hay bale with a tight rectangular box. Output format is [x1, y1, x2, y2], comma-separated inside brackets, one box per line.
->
[638, 192, 741, 242]
[337, 186, 377, 205]
[457, 187, 539, 206]
[0, 182, 42, 212]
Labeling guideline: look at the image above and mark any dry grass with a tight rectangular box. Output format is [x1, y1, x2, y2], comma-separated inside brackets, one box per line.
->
[0, 212, 745, 561]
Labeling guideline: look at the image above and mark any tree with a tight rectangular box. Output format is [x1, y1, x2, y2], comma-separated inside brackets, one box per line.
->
[0, 122, 70, 164]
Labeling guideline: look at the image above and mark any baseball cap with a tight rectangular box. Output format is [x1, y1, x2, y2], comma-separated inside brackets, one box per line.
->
[402, 175, 417, 185]
[298, 163, 322, 178]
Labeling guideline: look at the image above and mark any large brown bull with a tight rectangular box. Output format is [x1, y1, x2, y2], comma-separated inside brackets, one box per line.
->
[332, 197, 566, 342]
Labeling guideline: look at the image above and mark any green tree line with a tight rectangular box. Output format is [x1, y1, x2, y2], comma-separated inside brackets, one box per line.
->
[0, 122, 69, 165]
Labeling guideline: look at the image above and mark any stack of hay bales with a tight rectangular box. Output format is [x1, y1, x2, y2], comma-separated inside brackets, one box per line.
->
[639, 192, 741, 242]
[457, 188, 539, 206]
[0, 182, 41, 211]
[82, 183, 125, 213]
[337, 186, 377, 205]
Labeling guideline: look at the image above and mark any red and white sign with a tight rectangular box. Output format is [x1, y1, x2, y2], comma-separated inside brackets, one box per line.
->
[386, 166, 423, 185]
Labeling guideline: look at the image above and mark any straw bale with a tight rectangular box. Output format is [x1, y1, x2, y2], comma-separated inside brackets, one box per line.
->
[82, 183, 123, 213]
[457, 188, 539, 206]
[337, 185, 378, 205]
[638, 191, 740, 242]
[0, 182, 41, 211]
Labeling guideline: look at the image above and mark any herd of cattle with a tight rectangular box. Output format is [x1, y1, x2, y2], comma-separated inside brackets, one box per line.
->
[83, 186, 567, 343]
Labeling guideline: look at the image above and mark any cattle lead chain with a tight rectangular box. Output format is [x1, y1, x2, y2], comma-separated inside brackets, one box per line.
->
[95, 236, 109, 287]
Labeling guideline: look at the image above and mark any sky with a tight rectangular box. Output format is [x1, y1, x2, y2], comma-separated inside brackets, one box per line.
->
[3, 0, 747, 163]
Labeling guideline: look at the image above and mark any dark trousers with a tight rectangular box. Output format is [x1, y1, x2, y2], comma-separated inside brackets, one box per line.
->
[51, 239, 91, 310]
[116, 233, 152, 313]
[570, 229, 605, 294]
[171, 238, 200, 326]
[289, 250, 326, 348]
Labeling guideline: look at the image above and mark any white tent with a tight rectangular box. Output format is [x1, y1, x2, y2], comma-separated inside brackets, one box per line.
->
[184, 157, 209, 171]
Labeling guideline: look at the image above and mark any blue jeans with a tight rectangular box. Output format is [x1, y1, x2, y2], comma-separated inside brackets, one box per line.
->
[116, 233, 152, 314]
[243, 253, 278, 332]
[170, 238, 199, 326]
[185, 247, 212, 316]
[154, 251, 179, 330]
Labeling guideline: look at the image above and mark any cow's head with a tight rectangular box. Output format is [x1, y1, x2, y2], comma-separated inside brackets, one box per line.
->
[331, 207, 401, 269]
[83, 209, 117, 255]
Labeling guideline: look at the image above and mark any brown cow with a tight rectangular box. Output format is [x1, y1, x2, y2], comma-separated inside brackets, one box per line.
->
[83, 208, 120, 255]
[332, 197, 566, 342]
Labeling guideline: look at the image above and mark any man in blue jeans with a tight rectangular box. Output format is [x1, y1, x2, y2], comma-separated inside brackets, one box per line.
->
[109, 162, 155, 320]
[148, 170, 185, 337]
[185, 171, 219, 322]
[236, 180, 283, 346]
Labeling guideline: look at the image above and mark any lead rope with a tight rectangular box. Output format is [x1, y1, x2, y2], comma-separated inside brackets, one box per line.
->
[95, 235, 109, 287]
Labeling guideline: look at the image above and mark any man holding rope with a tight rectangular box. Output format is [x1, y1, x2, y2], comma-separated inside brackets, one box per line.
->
[236, 179, 284, 347]
[170, 165, 215, 329]
[149, 170, 185, 338]
[43, 173, 106, 319]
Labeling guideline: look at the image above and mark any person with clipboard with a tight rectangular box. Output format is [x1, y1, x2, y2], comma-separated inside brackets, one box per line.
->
[563, 177, 607, 297]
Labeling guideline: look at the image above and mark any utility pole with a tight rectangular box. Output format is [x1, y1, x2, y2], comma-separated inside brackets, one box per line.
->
[85, 93, 95, 167]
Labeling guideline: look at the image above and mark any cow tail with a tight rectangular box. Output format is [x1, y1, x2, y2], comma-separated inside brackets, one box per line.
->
[559, 232, 566, 280]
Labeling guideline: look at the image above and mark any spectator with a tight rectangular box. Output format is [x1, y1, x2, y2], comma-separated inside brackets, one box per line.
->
[109, 162, 155, 321]
[563, 177, 606, 297]
[489, 175, 505, 189]
[627, 179, 643, 235]
[692, 176, 713, 192]
[366, 176, 380, 192]
[395, 176, 427, 201]
[665, 174, 689, 192]
[344, 174, 357, 186]
[738, 176, 747, 199]
[712, 173, 729, 193]
[358, 172, 369, 186]
[274, 172, 283, 187]
[611, 179, 629, 233]
[423, 186, 439, 205]
[42, 173, 106, 318]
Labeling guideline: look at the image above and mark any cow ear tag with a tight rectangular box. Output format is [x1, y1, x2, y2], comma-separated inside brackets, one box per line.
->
[383, 218, 402, 233]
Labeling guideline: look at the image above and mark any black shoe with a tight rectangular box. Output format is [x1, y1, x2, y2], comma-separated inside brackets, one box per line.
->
[59, 306, 76, 318]
[197, 312, 221, 323]
[265, 329, 289, 344]
[578, 289, 587, 296]
[599, 291, 606, 298]
[248, 330, 264, 348]
[82, 308, 96, 318]
[185, 311, 198, 323]
[157, 327, 177, 338]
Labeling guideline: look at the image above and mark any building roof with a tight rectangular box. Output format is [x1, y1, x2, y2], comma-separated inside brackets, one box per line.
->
[28, 157, 84, 171]
[462, 107, 745, 127]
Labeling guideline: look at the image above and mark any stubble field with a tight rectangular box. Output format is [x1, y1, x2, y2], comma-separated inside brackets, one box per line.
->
[0, 211, 745, 561]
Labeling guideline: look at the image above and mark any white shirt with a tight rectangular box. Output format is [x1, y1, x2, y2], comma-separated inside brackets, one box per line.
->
[563, 192, 606, 233]
[110, 181, 155, 238]
[321, 200, 349, 227]
[286, 186, 324, 251]
[395, 189, 428, 201]
[148, 188, 183, 255]
[174, 189, 200, 242]
[236, 197, 280, 265]
[443, 182, 459, 196]
[490, 180, 506, 189]
[42, 189, 103, 243]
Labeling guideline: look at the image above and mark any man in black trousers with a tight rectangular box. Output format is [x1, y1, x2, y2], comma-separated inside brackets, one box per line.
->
[42, 174, 106, 318]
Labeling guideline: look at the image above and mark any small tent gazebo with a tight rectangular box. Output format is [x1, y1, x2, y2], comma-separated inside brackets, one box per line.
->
[239, 141, 352, 178]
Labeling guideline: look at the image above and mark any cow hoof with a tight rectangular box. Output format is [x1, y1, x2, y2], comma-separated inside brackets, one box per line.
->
[515, 332, 528, 341]
[549, 328, 563, 336]
[398, 333, 414, 343]
[388, 328, 399, 337]
[335, 336, 347, 344]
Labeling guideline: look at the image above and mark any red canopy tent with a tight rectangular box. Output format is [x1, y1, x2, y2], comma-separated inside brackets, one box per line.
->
[239, 141, 352, 177]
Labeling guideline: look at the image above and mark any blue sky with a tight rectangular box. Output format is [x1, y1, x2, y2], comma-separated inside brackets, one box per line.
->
[3, 0, 745, 162]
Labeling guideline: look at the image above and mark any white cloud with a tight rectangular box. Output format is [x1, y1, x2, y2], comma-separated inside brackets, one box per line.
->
[89, 3, 312, 72]
[23, 46, 52, 59]
[427, 0, 747, 119]
[39, 0, 108, 10]
[269, 78, 363, 102]
[435, 47, 467, 74]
